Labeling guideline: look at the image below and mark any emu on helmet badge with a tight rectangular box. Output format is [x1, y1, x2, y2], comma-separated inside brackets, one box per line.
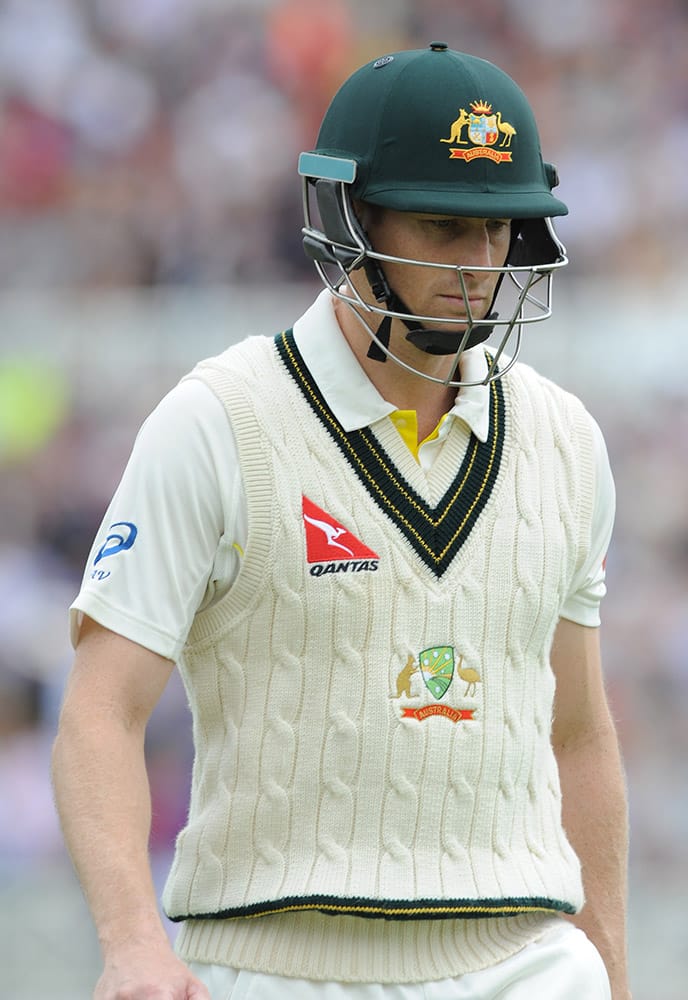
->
[440, 100, 516, 163]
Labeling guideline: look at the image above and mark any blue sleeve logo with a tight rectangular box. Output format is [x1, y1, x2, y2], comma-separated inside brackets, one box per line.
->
[94, 521, 138, 565]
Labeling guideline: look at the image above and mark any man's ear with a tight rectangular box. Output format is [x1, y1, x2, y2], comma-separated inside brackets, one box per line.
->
[353, 199, 383, 238]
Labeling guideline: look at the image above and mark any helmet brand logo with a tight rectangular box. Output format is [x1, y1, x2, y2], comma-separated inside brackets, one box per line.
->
[440, 100, 516, 163]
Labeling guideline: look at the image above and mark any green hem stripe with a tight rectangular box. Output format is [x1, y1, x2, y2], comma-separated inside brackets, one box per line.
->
[170, 893, 576, 923]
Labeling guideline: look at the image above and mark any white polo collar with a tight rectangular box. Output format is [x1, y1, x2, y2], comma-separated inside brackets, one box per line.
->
[292, 290, 491, 443]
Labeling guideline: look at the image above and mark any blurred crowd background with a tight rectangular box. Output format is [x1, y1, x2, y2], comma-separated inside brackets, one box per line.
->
[0, 1, 686, 998]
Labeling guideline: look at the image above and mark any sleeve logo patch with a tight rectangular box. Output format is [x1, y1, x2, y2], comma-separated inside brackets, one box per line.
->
[93, 521, 138, 565]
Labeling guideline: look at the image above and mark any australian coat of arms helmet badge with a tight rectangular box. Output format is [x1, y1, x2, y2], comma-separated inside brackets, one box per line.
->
[441, 100, 516, 162]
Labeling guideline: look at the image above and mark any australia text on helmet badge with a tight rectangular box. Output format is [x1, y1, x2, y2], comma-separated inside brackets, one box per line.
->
[440, 100, 516, 163]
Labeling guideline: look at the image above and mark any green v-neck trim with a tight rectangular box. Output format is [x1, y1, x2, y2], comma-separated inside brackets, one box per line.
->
[275, 329, 506, 577]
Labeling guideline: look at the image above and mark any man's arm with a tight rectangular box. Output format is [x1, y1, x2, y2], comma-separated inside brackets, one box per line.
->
[51, 616, 209, 1000]
[551, 617, 630, 1000]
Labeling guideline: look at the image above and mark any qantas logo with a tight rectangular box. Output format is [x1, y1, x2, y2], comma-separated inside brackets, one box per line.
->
[302, 496, 379, 576]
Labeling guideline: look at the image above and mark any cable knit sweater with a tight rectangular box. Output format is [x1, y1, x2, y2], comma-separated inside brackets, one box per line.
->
[162, 330, 596, 982]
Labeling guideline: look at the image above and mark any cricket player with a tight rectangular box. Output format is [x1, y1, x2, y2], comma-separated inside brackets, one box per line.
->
[52, 43, 630, 999]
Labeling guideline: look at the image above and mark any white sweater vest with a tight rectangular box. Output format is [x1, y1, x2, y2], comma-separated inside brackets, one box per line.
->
[163, 331, 596, 981]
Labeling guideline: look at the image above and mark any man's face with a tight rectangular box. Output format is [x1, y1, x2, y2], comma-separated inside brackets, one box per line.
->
[361, 207, 512, 331]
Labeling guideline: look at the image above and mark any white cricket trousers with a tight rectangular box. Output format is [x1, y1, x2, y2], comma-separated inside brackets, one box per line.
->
[188, 920, 611, 999]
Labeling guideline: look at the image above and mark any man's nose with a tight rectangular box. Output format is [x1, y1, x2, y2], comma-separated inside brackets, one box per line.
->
[460, 227, 496, 270]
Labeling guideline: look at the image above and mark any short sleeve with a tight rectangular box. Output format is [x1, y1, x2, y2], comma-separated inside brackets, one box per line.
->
[559, 416, 616, 627]
[69, 379, 245, 660]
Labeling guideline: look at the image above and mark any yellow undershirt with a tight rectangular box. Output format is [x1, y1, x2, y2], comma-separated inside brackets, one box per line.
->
[389, 409, 448, 461]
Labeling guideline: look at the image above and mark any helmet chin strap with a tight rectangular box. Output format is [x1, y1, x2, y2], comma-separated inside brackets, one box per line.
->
[365, 285, 497, 362]
[403, 307, 498, 355]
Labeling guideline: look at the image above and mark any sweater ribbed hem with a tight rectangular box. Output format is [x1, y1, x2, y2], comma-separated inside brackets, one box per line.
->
[174, 911, 562, 983]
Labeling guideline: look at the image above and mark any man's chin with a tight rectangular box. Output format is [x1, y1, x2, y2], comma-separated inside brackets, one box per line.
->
[417, 318, 471, 334]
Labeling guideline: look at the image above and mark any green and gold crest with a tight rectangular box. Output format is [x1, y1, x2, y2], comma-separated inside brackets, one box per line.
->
[419, 646, 454, 700]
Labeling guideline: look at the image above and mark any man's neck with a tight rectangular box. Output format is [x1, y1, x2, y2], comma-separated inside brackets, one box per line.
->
[333, 296, 458, 437]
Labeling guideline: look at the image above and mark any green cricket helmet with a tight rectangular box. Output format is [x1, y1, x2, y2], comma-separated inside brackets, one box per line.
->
[299, 42, 568, 386]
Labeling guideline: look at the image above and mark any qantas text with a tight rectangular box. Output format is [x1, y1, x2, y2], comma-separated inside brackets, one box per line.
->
[309, 559, 379, 577]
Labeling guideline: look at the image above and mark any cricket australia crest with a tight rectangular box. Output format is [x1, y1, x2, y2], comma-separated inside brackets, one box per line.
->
[419, 646, 455, 699]
[440, 100, 516, 163]
[391, 647, 481, 724]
